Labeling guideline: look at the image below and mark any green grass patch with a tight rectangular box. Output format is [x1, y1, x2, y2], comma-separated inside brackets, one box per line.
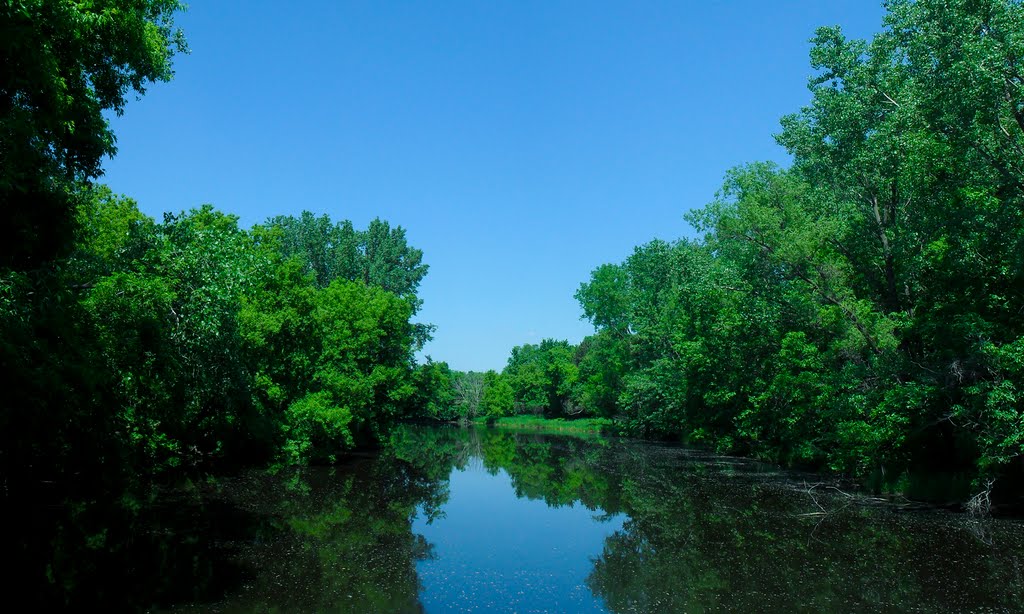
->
[471, 415, 616, 435]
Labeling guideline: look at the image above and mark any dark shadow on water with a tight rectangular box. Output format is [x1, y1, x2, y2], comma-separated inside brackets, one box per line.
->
[15, 481, 254, 610]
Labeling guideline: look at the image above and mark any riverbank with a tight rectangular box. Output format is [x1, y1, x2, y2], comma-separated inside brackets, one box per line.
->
[471, 415, 615, 434]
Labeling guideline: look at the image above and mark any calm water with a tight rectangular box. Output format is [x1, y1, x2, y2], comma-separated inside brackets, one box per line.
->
[31, 426, 1024, 612]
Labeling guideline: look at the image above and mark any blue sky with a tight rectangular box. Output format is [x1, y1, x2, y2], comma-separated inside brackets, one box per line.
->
[102, 1, 884, 372]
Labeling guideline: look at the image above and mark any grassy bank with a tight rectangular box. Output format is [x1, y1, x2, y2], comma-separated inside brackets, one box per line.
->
[471, 415, 616, 435]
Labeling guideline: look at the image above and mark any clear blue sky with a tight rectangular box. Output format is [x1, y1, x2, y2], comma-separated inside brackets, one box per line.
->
[102, 1, 884, 372]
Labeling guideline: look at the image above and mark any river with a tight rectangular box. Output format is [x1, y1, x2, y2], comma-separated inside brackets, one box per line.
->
[35, 426, 1024, 612]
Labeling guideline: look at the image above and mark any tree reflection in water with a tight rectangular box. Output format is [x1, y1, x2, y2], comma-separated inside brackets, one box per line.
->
[392, 426, 1024, 614]
[25, 426, 1024, 612]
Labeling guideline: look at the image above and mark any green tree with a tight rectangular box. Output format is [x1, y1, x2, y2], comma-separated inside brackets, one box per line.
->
[503, 339, 580, 416]
[1, 0, 186, 268]
[559, 0, 1024, 503]
[264, 213, 429, 312]
[572, 331, 627, 418]
[409, 358, 459, 421]
[280, 280, 417, 463]
[482, 370, 514, 418]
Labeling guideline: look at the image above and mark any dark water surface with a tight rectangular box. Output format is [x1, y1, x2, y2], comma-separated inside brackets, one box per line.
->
[35, 426, 1024, 612]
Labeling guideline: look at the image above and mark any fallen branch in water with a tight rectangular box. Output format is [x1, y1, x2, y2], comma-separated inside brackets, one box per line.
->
[966, 478, 996, 517]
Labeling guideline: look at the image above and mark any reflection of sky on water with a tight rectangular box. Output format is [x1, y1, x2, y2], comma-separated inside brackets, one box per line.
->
[413, 462, 625, 613]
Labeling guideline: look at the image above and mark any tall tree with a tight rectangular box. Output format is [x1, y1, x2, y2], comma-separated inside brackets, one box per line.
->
[264, 213, 428, 312]
[1, 0, 186, 268]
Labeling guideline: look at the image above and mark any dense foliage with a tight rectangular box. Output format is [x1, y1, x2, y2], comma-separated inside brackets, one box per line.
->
[9, 194, 432, 602]
[2, 8, 440, 600]
[476, 0, 1024, 504]
[1, 0, 186, 269]
[3, 0, 190, 511]
[9, 187, 431, 476]
[2, 0, 437, 488]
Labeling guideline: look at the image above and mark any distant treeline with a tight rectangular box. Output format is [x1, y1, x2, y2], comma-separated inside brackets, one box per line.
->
[434, 1, 1024, 506]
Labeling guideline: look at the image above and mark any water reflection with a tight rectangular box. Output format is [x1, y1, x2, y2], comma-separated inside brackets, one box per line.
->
[168, 456, 445, 613]
[390, 427, 1024, 613]
[24, 426, 1024, 612]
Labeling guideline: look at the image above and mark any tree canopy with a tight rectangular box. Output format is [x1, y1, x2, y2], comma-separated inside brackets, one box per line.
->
[1, 0, 187, 268]
[476, 0, 1024, 505]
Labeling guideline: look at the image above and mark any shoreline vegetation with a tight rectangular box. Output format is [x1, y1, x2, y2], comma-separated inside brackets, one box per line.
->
[440, 418, 990, 510]
[419, 2, 1024, 511]
[470, 415, 616, 435]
